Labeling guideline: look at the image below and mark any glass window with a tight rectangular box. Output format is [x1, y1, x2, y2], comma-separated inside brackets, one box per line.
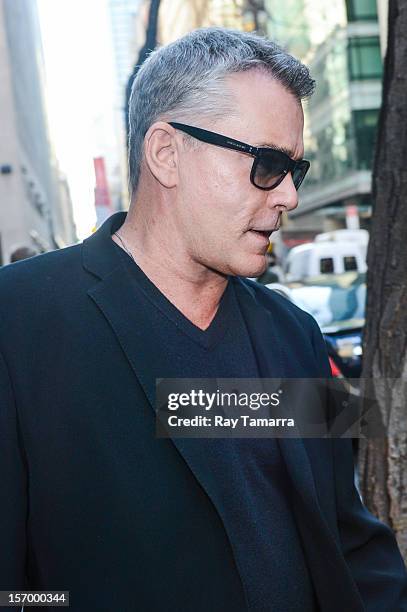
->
[344, 256, 358, 271]
[320, 258, 334, 274]
[346, 0, 378, 21]
[353, 109, 380, 169]
[348, 37, 382, 80]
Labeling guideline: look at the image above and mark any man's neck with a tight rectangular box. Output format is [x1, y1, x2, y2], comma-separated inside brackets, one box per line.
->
[111, 223, 228, 331]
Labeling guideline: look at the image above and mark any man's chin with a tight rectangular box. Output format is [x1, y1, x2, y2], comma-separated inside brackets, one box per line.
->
[229, 256, 267, 278]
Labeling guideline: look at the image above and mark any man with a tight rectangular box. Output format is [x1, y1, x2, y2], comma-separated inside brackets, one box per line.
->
[1, 28, 406, 612]
[9, 246, 38, 263]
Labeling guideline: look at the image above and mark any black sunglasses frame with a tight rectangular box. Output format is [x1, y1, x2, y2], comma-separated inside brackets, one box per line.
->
[168, 122, 310, 191]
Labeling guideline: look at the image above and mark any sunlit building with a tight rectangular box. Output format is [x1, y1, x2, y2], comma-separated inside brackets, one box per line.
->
[158, 0, 245, 43]
[53, 170, 77, 248]
[107, 0, 147, 210]
[266, 0, 382, 245]
[109, 0, 145, 94]
[0, 0, 76, 263]
[376, 0, 388, 56]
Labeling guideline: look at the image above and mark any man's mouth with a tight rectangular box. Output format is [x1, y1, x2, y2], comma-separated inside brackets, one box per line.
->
[250, 229, 273, 239]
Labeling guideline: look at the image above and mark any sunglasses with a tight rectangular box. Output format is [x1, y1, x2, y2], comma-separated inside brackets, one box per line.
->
[168, 122, 310, 191]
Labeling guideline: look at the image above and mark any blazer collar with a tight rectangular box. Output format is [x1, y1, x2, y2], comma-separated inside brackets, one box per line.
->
[82, 211, 128, 280]
[82, 211, 364, 612]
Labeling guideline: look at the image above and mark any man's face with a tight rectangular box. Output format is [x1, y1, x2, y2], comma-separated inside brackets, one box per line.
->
[175, 70, 305, 278]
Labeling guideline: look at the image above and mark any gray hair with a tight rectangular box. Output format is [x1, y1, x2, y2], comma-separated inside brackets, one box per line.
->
[128, 27, 315, 196]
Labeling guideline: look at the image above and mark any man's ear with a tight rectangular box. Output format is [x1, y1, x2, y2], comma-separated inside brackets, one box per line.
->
[143, 121, 178, 188]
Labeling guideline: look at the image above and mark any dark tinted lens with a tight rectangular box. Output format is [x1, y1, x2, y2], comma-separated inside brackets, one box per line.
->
[291, 161, 310, 190]
[252, 150, 288, 189]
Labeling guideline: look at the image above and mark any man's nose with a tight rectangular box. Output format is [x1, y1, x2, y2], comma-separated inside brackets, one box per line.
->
[267, 172, 299, 212]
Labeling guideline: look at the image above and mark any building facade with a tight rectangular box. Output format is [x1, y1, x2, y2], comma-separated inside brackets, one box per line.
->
[108, 0, 146, 213]
[266, 0, 382, 245]
[0, 0, 76, 263]
[53, 171, 77, 248]
[158, 0, 245, 43]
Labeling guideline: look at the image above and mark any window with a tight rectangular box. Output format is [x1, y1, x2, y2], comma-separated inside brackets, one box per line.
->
[353, 109, 380, 169]
[348, 37, 382, 80]
[320, 258, 334, 274]
[346, 0, 378, 21]
[344, 256, 358, 271]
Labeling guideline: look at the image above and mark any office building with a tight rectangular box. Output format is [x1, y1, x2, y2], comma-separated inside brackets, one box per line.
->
[266, 0, 382, 245]
[158, 0, 245, 43]
[108, 0, 146, 211]
[0, 0, 76, 263]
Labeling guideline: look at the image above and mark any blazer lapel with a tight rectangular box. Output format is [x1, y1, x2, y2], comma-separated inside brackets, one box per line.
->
[83, 213, 250, 598]
[235, 279, 364, 610]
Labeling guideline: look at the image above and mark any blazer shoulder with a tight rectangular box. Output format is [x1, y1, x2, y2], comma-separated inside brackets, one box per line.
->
[0, 244, 86, 326]
[0, 243, 82, 291]
[0, 244, 88, 355]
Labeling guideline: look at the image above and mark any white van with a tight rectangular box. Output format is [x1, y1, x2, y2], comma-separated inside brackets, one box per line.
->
[314, 229, 369, 261]
[284, 241, 367, 281]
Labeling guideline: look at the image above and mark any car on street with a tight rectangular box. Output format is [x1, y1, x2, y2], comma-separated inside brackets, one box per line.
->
[267, 272, 366, 380]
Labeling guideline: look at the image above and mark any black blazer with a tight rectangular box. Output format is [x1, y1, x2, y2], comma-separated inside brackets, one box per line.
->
[0, 211, 406, 612]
